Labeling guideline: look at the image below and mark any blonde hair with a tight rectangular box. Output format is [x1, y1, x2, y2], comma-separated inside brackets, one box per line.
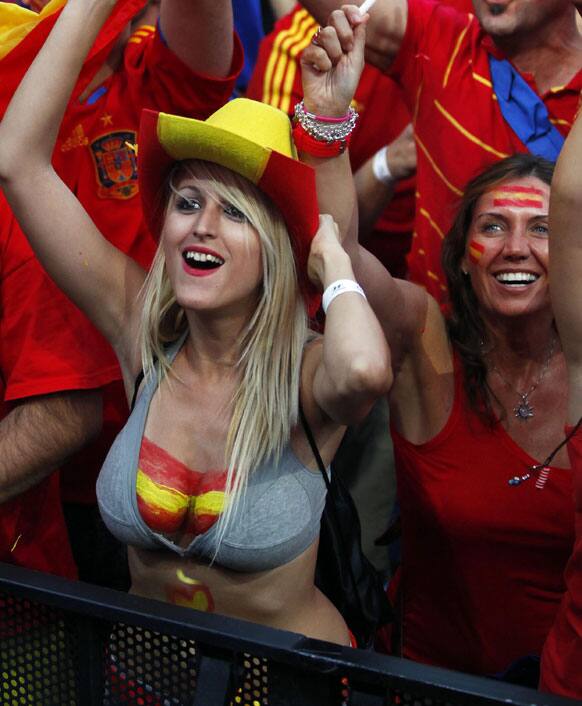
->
[139, 160, 308, 550]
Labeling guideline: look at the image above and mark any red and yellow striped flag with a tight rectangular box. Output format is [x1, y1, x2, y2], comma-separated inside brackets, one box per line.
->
[492, 185, 545, 209]
[0, 0, 146, 117]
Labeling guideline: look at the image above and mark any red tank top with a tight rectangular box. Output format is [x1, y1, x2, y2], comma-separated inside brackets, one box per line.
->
[391, 365, 575, 675]
[540, 423, 582, 698]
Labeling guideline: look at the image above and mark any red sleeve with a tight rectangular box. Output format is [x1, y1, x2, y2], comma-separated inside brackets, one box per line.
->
[0, 197, 120, 403]
[123, 25, 244, 119]
[390, 0, 469, 109]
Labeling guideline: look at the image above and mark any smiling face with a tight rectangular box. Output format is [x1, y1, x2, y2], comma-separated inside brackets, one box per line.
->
[462, 176, 551, 321]
[471, 0, 570, 38]
[161, 168, 263, 319]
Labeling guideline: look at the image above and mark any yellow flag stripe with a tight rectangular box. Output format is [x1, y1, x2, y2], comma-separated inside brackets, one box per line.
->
[492, 191, 543, 200]
[136, 469, 188, 514]
[0, 0, 66, 61]
[190, 490, 226, 516]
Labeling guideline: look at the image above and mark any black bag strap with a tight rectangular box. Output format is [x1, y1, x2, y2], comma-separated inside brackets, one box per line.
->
[298, 403, 332, 491]
[130, 369, 146, 412]
[298, 404, 365, 612]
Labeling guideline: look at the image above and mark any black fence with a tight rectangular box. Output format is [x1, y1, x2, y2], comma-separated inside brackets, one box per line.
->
[0, 562, 577, 706]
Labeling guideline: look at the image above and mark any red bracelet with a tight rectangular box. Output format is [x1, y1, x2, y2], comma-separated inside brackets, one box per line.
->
[292, 122, 352, 158]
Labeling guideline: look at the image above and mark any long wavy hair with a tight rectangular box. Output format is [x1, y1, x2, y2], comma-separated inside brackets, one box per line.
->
[441, 153, 554, 423]
[139, 159, 308, 550]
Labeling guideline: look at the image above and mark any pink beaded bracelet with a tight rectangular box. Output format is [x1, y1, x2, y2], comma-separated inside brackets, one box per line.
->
[298, 100, 352, 124]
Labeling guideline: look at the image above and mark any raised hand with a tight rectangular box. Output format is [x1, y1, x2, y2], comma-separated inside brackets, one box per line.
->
[307, 214, 348, 290]
[300, 4, 369, 118]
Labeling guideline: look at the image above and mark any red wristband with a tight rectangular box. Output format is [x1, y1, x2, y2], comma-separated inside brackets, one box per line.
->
[292, 122, 351, 158]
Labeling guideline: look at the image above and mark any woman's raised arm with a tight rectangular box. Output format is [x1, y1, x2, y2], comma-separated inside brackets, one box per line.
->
[549, 97, 582, 423]
[298, 4, 429, 371]
[0, 0, 146, 363]
[304, 214, 392, 426]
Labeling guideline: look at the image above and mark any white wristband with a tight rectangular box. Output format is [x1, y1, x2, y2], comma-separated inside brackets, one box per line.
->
[322, 279, 367, 314]
[372, 146, 395, 186]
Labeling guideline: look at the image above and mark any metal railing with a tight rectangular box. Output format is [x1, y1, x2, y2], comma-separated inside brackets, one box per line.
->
[0, 562, 577, 706]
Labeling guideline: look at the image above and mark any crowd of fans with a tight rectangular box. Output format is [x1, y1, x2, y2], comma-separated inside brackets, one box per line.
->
[0, 0, 580, 701]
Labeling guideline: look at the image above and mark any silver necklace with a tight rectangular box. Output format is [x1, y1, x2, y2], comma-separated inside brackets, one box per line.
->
[489, 336, 556, 421]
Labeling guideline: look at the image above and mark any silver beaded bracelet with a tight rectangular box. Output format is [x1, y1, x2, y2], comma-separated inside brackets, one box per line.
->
[294, 100, 358, 144]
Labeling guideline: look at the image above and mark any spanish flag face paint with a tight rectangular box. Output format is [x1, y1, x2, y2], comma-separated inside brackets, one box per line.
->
[463, 177, 551, 319]
[491, 184, 545, 209]
[468, 239, 485, 264]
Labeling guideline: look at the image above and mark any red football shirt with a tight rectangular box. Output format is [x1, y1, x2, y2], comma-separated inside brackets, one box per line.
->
[0, 193, 120, 578]
[246, 4, 415, 277]
[391, 0, 582, 302]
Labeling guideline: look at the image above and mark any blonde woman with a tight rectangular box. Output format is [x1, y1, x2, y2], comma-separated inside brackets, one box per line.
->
[0, 0, 389, 651]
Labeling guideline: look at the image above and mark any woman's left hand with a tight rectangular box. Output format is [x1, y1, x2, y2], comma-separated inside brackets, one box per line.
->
[307, 214, 351, 290]
[300, 4, 368, 118]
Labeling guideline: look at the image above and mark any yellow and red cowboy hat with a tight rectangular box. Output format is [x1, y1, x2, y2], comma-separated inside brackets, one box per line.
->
[138, 99, 320, 306]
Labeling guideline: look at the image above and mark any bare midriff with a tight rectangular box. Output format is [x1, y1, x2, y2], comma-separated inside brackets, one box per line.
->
[128, 543, 351, 645]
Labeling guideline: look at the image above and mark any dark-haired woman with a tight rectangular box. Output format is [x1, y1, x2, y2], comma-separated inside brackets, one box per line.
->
[380, 155, 573, 681]
[301, 10, 573, 679]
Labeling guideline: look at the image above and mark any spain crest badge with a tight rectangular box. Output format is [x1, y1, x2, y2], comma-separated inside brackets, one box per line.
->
[90, 130, 138, 199]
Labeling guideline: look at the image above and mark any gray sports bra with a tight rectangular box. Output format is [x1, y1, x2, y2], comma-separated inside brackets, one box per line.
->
[96, 336, 329, 573]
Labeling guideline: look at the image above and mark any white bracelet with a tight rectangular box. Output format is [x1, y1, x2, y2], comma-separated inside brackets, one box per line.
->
[372, 146, 395, 186]
[322, 279, 367, 314]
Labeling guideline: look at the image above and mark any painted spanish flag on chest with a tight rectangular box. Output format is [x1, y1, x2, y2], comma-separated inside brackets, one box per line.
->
[136, 437, 227, 535]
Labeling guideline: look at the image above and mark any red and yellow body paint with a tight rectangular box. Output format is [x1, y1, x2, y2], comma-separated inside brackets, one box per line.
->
[491, 185, 545, 209]
[468, 239, 485, 264]
[166, 569, 215, 612]
[136, 436, 227, 534]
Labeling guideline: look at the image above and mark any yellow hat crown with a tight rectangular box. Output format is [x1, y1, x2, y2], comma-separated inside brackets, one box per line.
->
[156, 98, 298, 186]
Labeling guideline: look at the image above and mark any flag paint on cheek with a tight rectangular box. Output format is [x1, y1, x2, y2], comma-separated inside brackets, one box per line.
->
[468, 239, 485, 264]
[492, 185, 545, 209]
